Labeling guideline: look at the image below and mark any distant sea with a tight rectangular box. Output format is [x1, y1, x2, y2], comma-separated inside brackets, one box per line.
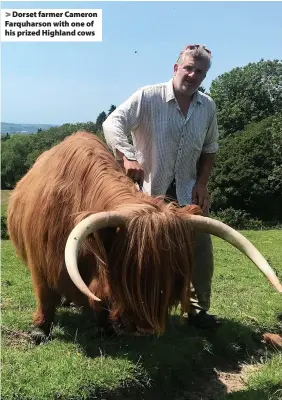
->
[1, 122, 58, 135]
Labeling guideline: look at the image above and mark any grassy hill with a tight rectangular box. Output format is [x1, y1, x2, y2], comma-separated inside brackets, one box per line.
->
[1, 122, 59, 135]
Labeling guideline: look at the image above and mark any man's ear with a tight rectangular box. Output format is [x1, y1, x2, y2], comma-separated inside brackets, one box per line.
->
[173, 63, 178, 74]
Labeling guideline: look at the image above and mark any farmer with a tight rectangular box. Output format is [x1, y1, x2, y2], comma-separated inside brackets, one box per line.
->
[103, 44, 221, 329]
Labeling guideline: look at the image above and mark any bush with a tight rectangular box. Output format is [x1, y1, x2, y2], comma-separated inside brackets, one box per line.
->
[1, 215, 9, 240]
[211, 208, 266, 230]
[209, 112, 282, 224]
[209, 59, 282, 136]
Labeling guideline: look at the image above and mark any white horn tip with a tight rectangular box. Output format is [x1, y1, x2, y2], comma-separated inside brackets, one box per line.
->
[90, 294, 101, 302]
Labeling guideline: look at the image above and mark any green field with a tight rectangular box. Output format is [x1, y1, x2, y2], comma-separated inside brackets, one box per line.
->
[1, 190, 11, 216]
[2, 228, 282, 400]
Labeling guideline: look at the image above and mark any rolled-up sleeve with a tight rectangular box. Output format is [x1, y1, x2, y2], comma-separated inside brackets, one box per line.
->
[202, 107, 219, 154]
[102, 89, 143, 160]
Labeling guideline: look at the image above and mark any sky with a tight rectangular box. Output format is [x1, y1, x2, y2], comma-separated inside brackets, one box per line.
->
[1, 1, 282, 125]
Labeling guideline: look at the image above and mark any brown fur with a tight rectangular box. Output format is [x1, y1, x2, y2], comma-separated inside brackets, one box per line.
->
[7, 131, 202, 336]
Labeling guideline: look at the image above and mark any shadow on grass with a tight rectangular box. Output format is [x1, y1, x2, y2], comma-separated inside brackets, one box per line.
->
[50, 307, 278, 400]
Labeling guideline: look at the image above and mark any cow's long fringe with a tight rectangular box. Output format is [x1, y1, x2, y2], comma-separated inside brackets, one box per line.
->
[7, 131, 202, 335]
[106, 203, 200, 335]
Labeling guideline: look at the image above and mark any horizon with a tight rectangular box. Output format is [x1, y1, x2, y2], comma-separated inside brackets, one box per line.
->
[2, 1, 282, 125]
[1, 121, 59, 125]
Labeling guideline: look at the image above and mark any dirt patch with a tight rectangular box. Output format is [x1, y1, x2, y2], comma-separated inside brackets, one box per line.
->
[217, 363, 261, 393]
[217, 370, 246, 393]
[1, 326, 34, 349]
[176, 363, 263, 400]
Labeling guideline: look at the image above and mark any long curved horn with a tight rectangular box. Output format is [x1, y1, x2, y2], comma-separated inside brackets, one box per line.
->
[186, 215, 282, 293]
[64, 211, 129, 301]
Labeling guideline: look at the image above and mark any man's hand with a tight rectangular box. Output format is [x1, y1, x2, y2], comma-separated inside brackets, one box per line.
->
[123, 157, 144, 187]
[192, 183, 210, 214]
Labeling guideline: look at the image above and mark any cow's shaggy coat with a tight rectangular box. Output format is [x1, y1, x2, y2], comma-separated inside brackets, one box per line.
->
[8, 131, 203, 336]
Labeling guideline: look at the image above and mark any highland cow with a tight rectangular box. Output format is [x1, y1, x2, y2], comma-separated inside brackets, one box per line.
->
[7, 131, 282, 342]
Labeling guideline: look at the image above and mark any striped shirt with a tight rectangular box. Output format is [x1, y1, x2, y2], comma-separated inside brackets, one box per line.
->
[102, 78, 219, 205]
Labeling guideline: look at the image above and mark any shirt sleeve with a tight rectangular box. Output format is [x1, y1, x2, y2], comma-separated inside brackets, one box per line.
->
[202, 105, 219, 154]
[102, 88, 143, 161]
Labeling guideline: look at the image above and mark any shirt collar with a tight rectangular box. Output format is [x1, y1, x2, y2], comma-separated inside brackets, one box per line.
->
[165, 78, 175, 102]
[165, 78, 203, 104]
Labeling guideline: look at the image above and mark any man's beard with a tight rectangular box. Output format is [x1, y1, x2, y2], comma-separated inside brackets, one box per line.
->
[178, 81, 196, 96]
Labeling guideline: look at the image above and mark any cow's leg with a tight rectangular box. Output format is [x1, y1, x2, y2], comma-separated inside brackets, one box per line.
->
[30, 274, 60, 343]
[95, 305, 117, 336]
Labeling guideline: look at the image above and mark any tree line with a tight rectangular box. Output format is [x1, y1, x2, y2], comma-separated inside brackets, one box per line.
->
[2, 59, 282, 228]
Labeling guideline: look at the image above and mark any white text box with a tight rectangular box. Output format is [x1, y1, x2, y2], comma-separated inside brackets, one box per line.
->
[1, 9, 102, 42]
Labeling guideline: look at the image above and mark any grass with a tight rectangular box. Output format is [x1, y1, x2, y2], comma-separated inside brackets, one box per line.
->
[1, 189, 11, 216]
[1, 230, 282, 400]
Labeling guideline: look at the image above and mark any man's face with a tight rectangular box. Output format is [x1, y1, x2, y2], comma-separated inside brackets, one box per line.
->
[173, 54, 209, 96]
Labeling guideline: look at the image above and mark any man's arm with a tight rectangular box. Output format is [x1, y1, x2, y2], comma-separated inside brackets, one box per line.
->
[116, 150, 144, 185]
[102, 88, 143, 161]
[102, 88, 144, 184]
[197, 153, 216, 186]
[192, 107, 219, 213]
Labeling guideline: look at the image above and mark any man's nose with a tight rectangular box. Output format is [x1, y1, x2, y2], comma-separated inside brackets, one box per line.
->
[188, 71, 197, 79]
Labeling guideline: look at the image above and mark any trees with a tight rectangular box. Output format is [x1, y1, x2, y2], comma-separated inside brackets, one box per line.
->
[108, 104, 116, 116]
[1, 133, 10, 142]
[1, 121, 105, 189]
[1, 134, 33, 189]
[268, 112, 282, 194]
[206, 59, 282, 225]
[209, 112, 282, 223]
[210, 59, 282, 137]
[95, 111, 107, 131]
[95, 104, 116, 130]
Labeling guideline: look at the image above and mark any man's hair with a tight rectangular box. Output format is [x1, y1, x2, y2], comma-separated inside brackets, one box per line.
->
[176, 45, 212, 69]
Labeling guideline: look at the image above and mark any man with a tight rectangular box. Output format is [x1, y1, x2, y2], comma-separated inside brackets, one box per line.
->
[102, 44, 221, 329]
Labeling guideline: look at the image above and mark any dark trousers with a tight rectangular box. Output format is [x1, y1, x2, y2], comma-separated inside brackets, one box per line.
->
[165, 180, 214, 314]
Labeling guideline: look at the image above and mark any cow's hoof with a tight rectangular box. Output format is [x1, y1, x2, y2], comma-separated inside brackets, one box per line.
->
[30, 327, 49, 344]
